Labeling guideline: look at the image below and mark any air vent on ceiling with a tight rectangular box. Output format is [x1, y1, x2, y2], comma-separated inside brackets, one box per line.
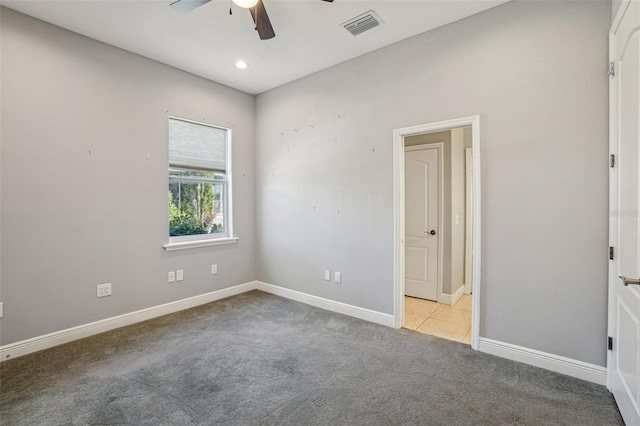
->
[341, 11, 383, 36]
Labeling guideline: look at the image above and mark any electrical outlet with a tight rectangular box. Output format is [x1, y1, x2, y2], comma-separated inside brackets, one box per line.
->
[97, 283, 112, 298]
[168, 271, 175, 283]
[0, 302, 4, 318]
[211, 264, 218, 275]
[335, 272, 342, 284]
[176, 269, 184, 281]
[324, 270, 331, 281]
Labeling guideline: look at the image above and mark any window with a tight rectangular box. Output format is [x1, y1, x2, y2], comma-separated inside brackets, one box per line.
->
[165, 117, 235, 250]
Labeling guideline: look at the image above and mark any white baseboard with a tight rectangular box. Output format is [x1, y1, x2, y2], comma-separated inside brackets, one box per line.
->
[1, 281, 395, 362]
[256, 281, 395, 328]
[0, 281, 258, 362]
[477, 337, 607, 385]
[0, 281, 608, 387]
[441, 284, 465, 306]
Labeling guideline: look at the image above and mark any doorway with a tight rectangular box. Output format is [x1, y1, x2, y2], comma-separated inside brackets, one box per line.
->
[393, 116, 481, 350]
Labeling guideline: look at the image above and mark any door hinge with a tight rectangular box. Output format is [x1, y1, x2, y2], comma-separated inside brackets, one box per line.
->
[609, 246, 615, 260]
[608, 62, 615, 78]
[608, 336, 613, 350]
[610, 154, 615, 168]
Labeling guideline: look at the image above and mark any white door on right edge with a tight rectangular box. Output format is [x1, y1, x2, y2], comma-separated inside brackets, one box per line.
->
[405, 146, 439, 301]
[610, 2, 640, 425]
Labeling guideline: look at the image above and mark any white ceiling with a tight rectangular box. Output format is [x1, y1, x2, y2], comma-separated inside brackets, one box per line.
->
[2, 0, 508, 95]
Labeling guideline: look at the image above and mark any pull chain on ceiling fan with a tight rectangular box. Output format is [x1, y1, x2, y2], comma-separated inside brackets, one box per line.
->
[170, 0, 334, 40]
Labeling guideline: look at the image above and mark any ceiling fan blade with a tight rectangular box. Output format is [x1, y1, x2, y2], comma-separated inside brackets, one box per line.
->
[169, 0, 212, 14]
[250, 0, 275, 40]
[321, 0, 334, 2]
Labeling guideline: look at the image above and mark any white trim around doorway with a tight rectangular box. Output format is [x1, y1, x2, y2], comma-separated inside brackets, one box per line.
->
[393, 115, 482, 350]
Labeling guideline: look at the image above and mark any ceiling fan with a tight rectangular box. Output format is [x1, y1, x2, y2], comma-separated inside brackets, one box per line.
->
[170, 0, 334, 40]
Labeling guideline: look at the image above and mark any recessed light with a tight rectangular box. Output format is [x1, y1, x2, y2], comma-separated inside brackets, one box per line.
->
[236, 61, 248, 69]
[232, 0, 258, 8]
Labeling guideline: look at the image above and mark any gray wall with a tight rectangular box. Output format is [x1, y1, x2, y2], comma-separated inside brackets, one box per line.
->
[256, 1, 610, 365]
[0, 8, 256, 345]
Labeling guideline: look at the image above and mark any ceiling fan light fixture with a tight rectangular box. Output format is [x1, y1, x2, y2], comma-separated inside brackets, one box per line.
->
[232, 0, 258, 9]
[235, 61, 249, 69]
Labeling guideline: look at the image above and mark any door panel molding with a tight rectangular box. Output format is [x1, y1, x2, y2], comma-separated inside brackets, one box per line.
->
[405, 246, 428, 281]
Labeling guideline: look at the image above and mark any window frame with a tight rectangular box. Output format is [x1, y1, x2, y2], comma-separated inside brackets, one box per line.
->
[164, 116, 237, 251]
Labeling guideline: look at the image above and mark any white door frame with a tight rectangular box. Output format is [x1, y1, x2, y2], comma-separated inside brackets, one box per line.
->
[393, 115, 482, 350]
[404, 143, 444, 303]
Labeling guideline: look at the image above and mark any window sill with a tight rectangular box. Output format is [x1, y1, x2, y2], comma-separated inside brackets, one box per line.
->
[163, 237, 239, 252]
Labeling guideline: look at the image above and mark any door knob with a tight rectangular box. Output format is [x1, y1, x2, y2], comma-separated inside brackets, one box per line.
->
[424, 230, 436, 235]
[619, 276, 640, 286]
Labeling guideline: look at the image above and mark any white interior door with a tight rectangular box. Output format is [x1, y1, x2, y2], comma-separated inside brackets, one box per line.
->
[405, 146, 439, 300]
[609, 2, 640, 424]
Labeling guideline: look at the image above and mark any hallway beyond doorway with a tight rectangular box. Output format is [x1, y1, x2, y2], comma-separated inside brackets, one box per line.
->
[403, 295, 471, 343]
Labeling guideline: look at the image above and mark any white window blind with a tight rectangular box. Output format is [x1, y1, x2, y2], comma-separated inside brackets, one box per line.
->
[169, 117, 227, 172]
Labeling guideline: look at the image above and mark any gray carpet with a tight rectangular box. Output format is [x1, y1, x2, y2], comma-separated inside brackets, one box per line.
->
[0, 290, 623, 425]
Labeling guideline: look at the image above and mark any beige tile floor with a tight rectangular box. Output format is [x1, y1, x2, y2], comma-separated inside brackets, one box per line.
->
[403, 294, 472, 343]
